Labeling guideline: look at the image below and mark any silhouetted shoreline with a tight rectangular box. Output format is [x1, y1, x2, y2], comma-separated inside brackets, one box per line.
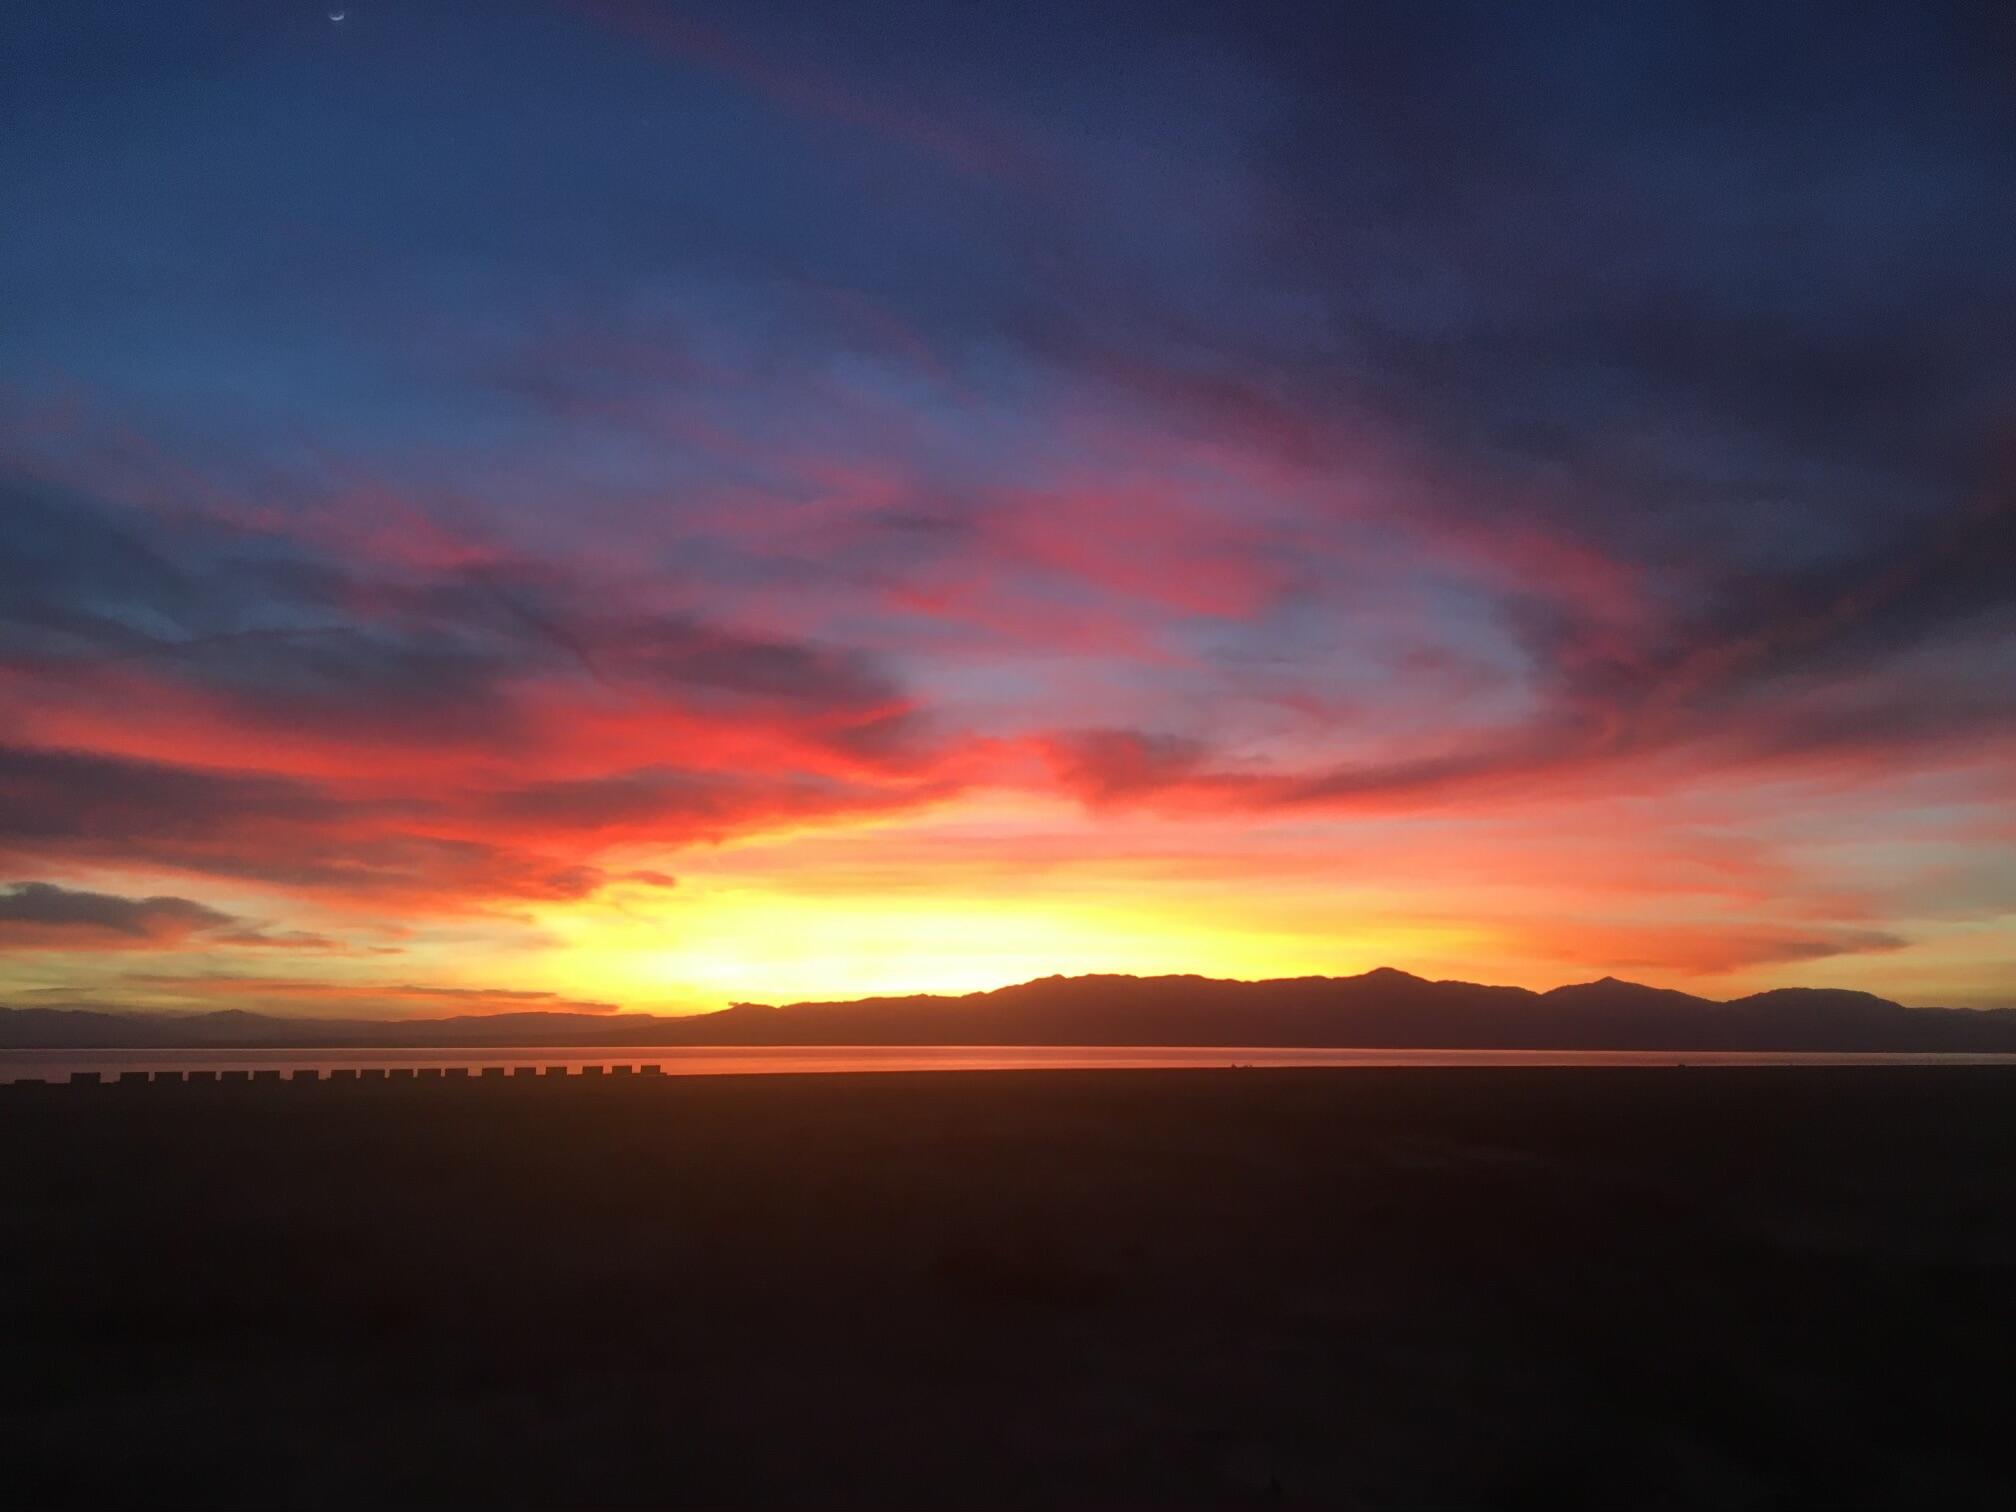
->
[9, 967, 2014, 1052]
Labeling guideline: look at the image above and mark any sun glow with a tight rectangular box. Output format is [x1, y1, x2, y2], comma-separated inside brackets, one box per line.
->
[520, 866, 1481, 1013]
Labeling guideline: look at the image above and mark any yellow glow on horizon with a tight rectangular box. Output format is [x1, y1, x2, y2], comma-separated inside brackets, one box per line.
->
[523, 880, 1482, 1012]
[453, 786, 2014, 1018]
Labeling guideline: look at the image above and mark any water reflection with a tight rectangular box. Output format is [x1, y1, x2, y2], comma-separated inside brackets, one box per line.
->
[6, 1044, 2016, 1083]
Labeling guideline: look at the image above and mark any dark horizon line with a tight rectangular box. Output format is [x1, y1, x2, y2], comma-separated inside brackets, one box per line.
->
[6, 967, 2014, 1054]
[730, 966, 1963, 1014]
[0, 964, 1972, 1024]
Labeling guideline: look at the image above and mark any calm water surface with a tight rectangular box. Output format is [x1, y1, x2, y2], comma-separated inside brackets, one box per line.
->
[6, 1045, 2016, 1083]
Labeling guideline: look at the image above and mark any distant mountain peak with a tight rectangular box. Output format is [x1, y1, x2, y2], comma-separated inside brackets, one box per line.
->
[1545, 976, 1688, 1000]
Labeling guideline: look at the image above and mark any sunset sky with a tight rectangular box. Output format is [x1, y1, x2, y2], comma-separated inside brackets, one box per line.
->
[2, 1, 2012, 1018]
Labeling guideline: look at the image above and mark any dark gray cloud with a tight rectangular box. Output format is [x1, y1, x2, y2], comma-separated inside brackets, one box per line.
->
[0, 743, 339, 846]
[0, 475, 922, 759]
[0, 881, 380, 953]
[0, 744, 581, 902]
[0, 880, 232, 942]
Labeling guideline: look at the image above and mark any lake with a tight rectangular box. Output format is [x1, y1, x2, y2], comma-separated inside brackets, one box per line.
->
[7, 1044, 2016, 1083]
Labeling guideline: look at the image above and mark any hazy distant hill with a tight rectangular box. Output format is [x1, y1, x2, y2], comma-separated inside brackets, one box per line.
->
[5, 970, 2014, 1051]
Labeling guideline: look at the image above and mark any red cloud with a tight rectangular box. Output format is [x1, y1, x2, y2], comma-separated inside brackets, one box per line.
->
[1519, 921, 1912, 977]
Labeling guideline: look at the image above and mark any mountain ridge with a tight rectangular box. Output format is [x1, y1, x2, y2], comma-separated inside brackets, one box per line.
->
[4, 969, 2012, 1051]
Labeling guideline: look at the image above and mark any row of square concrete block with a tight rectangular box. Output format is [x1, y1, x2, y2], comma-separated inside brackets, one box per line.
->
[57, 1065, 669, 1085]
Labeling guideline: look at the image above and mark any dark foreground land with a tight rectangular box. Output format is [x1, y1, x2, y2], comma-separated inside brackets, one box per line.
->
[5, 1070, 2014, 1509]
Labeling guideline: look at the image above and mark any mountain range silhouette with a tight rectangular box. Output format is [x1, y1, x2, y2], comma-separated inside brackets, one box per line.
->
[5, 969, 2013, 1051]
